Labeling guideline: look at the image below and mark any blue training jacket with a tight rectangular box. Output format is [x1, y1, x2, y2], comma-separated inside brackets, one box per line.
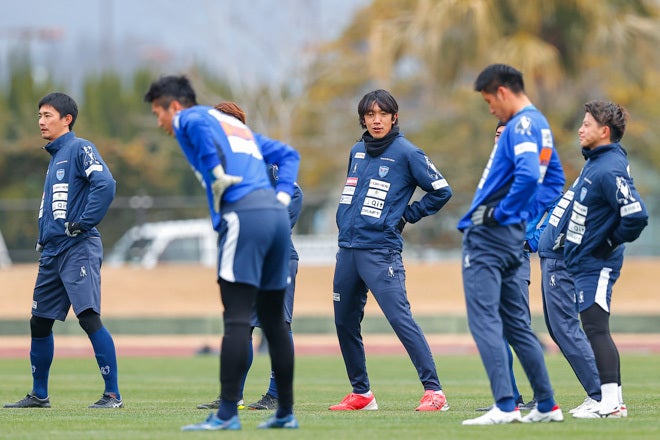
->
[37, 131, 116, 257]
[336, 132, 452, 251]
[564, 143, 648, 268]
[458, 105, 558, 231]
[173, 106, 300, 230]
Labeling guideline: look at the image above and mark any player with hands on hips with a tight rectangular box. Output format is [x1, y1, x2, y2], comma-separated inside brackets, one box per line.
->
[4, 92, 122, 410]
[330, 89, 452, 412]
[565, 100, 648, 419]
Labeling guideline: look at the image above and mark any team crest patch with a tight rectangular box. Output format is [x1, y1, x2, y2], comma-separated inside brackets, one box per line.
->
[580, 187, 588, 201]
[379, 166, 389, 178]
[56, 169, 65, 181]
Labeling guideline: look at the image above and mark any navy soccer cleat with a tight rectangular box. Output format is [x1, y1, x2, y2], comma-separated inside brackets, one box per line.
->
[88, 394, 123, 408]
[257, 413, 299, 429]
[181, 413, 241, 431]
[4, 393, 51, 408]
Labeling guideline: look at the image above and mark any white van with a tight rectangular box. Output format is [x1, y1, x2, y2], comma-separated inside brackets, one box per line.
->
[106, 219, 217, 268]
[0, 228, 11, 268]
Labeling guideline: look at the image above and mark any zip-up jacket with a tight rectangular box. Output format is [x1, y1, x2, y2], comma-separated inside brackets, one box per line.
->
[537, 189, 575, 259]
[336, 133, 452, 251]
[37, 131, 116, 257]
[564, 143, 648, 268]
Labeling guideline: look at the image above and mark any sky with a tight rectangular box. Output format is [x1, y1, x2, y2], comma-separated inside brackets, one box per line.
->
[0, 0, 368, 92]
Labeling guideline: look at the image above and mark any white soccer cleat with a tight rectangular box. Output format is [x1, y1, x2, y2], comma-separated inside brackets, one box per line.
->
[573, 402, 625, 419]
[522, 405, 564, 423]
[570, 396, 599, 414]
[462, 406, 522, 425]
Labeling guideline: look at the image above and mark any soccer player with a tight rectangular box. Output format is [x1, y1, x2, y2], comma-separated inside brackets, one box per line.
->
[144, 76, 300, 430]
[565, 100, 648, 418]
[196, 102, 303, 412]
[330, 89, 453, 412]
[537, 190, 604, 416]
[459, 64, 563, 425]
[4, 92, 122, 409]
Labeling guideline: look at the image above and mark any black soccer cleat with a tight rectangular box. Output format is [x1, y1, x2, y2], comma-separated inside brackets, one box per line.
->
[4, 393, 51, 408]
[88, 393, 123, 408]
[248, 394, 278, 410]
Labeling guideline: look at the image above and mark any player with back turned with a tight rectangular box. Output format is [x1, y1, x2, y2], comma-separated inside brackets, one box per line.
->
[144, 76, 300, 431]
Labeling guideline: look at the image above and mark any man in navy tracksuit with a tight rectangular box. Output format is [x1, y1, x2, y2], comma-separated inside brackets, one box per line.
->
[330, 90, 452, 412]
[565, 100, 648, 419]
[537, 188, 603, 416]
[4, 92, 122, 410]
[459, 64, 562, 425]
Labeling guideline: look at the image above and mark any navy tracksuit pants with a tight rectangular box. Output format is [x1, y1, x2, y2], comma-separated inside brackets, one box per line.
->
[333, 247, 441, 394]
[462, 223, 554, 403]
[541, 257, 601, 400]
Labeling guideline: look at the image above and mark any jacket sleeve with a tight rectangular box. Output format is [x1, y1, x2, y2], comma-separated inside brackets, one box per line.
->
[288, 184, 304, 229]
[404, 149, 452, 223]
[602, 170, 648, 245]
[76, 144, 116, 231]
[254, 133, 300, 196]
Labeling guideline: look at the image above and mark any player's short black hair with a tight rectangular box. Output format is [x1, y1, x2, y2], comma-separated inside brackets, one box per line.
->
[38, 92, 78, 129]
[496, 120, 506, 131]
[584, 100, 628, 143]
[143, 75, 197, 109]
[474, 64, 525, 95]
[358, 89, 399, 129]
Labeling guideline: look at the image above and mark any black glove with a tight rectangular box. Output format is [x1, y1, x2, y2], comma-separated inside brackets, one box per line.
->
[396, 216, 407, 232]
[552, 233, 566, 251]
[592, 237, 618, 259]
[471, 205, 498, 226]
[35, 242, 44, 253]
[64, 221, 84, 237]
[523, 241, 531, 253]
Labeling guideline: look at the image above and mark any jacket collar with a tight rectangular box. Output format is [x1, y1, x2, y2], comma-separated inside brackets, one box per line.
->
[44, 131, 75, 155]
[581, 142, 623, 160]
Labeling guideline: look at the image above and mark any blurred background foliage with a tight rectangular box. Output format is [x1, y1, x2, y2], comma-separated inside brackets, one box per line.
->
[1, 0, 659, 259]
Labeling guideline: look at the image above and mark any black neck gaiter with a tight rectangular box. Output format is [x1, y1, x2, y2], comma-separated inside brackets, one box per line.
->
[362, 126, 400, 157]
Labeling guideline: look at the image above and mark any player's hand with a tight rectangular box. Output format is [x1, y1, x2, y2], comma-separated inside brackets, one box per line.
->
[471, 205, 498, 226]
[592, 237, 618, 259]
[64, 222, 83, 237]
[35, 242, 44, 253]
[396, 216, 407, 232]
[523, 240, 531, 252]
[276, 191, 291, 207]
[552, 233, 566, 251]
[211, 165, 242, 212]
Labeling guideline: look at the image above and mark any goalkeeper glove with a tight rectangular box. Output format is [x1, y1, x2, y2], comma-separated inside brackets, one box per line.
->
[276, 191, 291, 207]
[64, 222, 84, 237]
[471, 205, 498, 226]
[211, 165, 243, 212]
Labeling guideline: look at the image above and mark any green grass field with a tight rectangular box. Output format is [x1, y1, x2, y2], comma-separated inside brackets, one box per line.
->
[1, 353, 658, 439]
